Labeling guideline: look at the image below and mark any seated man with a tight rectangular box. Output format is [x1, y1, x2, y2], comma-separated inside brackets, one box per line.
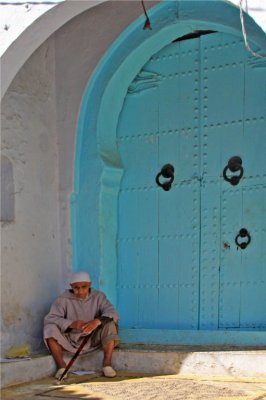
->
[44, 271, 119, 379]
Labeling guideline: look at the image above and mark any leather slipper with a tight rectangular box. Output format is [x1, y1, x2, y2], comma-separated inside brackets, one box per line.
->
[102, 366, 116, 378]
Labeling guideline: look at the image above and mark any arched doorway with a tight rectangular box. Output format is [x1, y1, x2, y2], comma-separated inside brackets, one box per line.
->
[73, 1, 266, 345]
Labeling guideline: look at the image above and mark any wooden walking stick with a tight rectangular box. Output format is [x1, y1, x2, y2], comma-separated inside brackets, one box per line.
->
[58, 317, 113, 381]
[58, 334, 91, 382]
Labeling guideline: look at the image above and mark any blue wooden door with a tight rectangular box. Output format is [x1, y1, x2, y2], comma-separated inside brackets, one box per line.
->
[116, 32, 266, 332]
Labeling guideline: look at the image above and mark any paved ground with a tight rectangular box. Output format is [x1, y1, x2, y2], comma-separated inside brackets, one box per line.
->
[2, 372, 266, 400]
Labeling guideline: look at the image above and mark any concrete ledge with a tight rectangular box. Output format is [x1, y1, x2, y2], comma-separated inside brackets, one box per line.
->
[1, 346, 266, 388]
[114, 347, 266, 378]
[1, 355, 55, 388]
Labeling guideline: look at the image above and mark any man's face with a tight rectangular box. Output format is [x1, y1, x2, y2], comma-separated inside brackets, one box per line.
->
[70, 281, 91, 299]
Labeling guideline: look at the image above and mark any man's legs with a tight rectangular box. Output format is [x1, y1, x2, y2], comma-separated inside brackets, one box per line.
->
[46, 337, 66, 369]
[90, 321, 119, 376]
[103, 339, 116, 367]
[45, 322, 119, 378]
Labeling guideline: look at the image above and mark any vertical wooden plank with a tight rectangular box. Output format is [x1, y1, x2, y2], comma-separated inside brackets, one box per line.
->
[117, 240, 140, 328]
[117, 71, 159, 328]
[117, 36, 201, 330]
[239, 54, 266, 327]
[238, 41, 266, 329]
[240, 282, 266, 328]
[158, 233, 199, 329]
[201, 32, 266, 329]
[157, 38, 200, 330]
[199, 33, 245, 329]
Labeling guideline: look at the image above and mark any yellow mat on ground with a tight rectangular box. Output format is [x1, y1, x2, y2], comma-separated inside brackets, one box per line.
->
[37, 372, 266, 400]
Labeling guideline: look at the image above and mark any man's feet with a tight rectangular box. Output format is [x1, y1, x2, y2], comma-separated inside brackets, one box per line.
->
[55, 367, 68, 380]
[102, 366, 116, 378]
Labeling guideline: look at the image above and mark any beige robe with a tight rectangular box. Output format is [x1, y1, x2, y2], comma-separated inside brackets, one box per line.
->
[44, 288, 119, 353]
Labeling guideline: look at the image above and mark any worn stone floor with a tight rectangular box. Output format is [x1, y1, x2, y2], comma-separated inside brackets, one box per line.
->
[2, 371, 266, 400]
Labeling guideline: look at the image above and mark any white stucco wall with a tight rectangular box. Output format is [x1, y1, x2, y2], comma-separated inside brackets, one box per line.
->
[1, 37, 62, 352]
[0, 0, 158, 355]
[1, 0, 266, 355]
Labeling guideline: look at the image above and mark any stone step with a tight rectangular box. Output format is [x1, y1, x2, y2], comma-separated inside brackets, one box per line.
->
[1, 345, 266, 388]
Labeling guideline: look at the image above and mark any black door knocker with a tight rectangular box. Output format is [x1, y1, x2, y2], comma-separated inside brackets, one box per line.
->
[235, 228, 251, 250]
[223, 156, 244, 186]
[156, 164, 175, 191]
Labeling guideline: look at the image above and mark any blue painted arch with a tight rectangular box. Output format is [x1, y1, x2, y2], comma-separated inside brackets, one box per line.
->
[72, 0, 266, 344]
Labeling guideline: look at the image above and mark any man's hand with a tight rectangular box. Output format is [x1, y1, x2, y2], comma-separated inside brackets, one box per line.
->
[69, 320, 87, 330]
[81, 319, 101, 334]
[69, 319, 101, 334]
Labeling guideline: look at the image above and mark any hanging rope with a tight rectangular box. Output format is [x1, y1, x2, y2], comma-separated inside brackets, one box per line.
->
[239, 0, 266, 59]
[141, 0, 152, 30]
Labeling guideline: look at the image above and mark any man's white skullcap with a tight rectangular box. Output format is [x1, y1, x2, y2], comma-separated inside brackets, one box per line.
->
[70, 271, 91, 284]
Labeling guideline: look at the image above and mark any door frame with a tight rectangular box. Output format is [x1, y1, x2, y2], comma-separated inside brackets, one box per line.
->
[72, 1, 266, 345]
